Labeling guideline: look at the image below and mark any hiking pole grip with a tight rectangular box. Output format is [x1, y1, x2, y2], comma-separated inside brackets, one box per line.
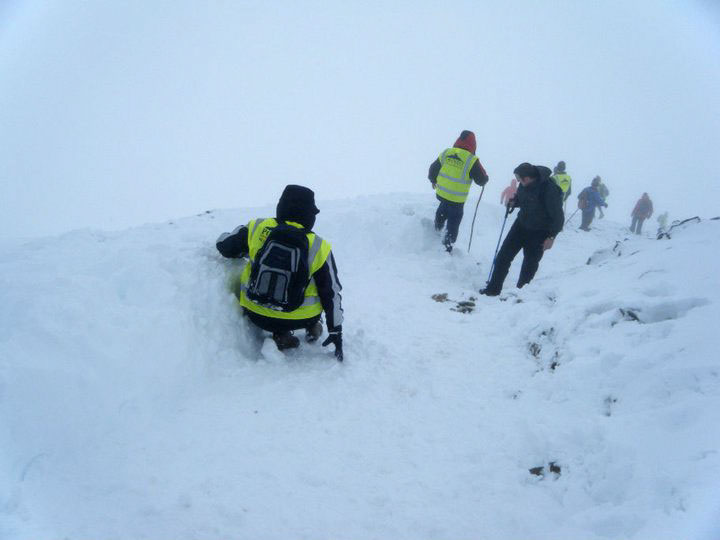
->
[467, 185, 485, 253]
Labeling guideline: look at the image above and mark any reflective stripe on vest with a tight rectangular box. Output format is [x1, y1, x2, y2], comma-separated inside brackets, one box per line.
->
[239, 218, 331, 320]
[308, 233, 324, 272]
[237, 283, 322, 308]
[249, 217, 264, 241]
[436, 184, 471, 198]
[435, 147, 477, 203]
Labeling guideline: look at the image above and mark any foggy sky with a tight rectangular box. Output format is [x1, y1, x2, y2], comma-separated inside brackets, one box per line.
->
[1, 0, 719, 239]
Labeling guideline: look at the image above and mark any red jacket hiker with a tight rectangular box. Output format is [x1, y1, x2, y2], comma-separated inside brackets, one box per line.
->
[632, 193, 653, 219]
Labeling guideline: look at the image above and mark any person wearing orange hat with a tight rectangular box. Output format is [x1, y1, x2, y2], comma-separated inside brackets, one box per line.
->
[427, 130, 489, 252]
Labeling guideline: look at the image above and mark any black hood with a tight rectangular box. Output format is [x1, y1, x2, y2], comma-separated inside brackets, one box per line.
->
[276, 184, 320, 230]
[536, 165, 552, 183]
[514, 163, 552, 183]
[514, 162, 537, 179]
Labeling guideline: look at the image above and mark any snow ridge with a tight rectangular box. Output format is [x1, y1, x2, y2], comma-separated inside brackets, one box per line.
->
[1, 194, 718, 540]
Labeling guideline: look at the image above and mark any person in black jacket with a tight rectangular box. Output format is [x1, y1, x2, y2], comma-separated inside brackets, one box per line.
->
[216, 185, 344, 359]
[481, 163, 564, 296]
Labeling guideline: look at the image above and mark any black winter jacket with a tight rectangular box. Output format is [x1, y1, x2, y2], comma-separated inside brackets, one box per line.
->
[511, 167, 565, 237]
[216, 222, 343, 332]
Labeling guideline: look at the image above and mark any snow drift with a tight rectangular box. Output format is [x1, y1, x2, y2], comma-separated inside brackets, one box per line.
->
[1, 194, 718, 540]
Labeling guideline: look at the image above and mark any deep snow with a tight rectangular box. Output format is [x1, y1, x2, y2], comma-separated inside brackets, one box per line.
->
[1, 194, 718, 540]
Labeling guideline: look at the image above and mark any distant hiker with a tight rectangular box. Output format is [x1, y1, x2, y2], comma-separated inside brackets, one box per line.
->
[428, 130, 489, 252]
[597, 179, 609, 218]
[216, 185, 344, 360]
[657, 211, 669, 232]
[500, 178, 518, 205]
[481, 163, 564, 296]
[577, 176, 607, 231]
[551, 161, 572, 209]
[630, 193, 653, 235]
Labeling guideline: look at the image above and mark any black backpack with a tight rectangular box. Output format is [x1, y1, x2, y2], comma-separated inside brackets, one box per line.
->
[246, 223, 311, 312]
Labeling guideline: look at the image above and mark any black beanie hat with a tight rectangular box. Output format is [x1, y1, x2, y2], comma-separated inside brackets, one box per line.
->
[514, 162, 539, 179]
[557, 161, 566, 172]
[276, 185, 320, 229]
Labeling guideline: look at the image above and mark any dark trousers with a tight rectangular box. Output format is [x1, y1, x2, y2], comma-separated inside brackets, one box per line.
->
[245, 309, 320, 334]
[580, 210, 595, 230]
[434, 197, 464, 247]
[486, 221, 547, 294]
[630, 216, 645, 234]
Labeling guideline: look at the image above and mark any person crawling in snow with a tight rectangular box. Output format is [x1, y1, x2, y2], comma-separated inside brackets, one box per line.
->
[216, 185, 344, 360]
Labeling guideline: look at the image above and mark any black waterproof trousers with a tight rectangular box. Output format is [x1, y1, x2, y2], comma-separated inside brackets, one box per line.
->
[485, 220, 547, 294]
[434, 197, 464, 248]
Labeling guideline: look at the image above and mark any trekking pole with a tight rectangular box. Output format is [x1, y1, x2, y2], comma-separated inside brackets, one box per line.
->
[486, 205, 511, 285]
[564, 208, 579, 226]
[467, 186, 486, 253]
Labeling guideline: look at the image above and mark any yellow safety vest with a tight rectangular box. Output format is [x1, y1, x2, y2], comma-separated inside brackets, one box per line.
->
[239, 218, 332, 320]
[435, 147, 478, 204]
[552, 173, 572, 194]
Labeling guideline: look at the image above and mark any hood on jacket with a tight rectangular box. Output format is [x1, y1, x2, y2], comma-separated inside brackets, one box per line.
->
[453, 130, 477, 155]
[514, 162, 539, 179]
[514, 163, 552, 186]
[536, 165, 552, 182]
[276, 184, 320, 230]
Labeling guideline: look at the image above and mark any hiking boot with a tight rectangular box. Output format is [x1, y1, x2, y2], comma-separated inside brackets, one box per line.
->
[272, 331, 300, 351]
[480, 288, 500, 297]
[305, 321, 323, 343]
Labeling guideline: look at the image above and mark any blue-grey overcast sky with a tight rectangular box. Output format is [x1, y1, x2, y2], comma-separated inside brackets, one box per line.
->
[1, 0, 719, 238]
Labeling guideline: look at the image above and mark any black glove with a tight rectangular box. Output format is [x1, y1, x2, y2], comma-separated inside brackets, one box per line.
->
[322, 331, 343, 362]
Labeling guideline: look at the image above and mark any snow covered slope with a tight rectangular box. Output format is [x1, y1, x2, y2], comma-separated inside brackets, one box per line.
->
[1, 194, 718, 540]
